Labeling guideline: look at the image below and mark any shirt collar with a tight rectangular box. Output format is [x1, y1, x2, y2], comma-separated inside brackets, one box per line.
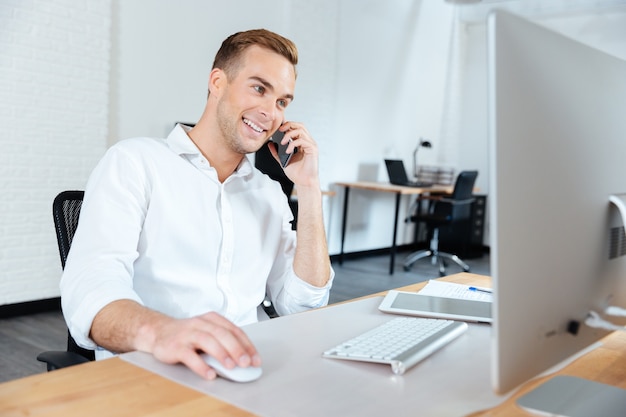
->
[167, 123, 253, 177]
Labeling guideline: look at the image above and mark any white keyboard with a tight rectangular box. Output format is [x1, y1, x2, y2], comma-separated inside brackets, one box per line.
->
[322, 316, 468, 375]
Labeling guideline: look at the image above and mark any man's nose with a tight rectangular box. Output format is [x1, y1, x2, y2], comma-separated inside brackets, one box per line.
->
[259, 98, 277, 121]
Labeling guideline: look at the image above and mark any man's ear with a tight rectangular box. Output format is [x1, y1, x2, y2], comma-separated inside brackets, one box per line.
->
[208, 68, 226, 97]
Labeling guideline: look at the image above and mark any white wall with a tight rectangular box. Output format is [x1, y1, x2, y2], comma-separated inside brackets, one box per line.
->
[2, 0, 626, 305]
[325, 1, 458, 253]
[0, 0, 110, 305]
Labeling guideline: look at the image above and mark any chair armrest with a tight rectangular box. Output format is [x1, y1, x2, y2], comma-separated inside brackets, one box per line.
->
[37, 350, 92, 371]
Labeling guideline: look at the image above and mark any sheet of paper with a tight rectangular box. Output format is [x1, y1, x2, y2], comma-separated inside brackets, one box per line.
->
[418, 280, 493, 302]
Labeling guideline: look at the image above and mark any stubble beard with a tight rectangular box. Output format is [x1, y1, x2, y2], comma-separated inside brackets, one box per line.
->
[216, 96, 262, 155]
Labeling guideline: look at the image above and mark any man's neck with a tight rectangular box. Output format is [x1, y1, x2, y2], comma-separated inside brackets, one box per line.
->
[187, 124, 243, 183]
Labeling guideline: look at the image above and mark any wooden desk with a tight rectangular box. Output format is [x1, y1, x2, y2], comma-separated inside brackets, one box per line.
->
[335, 181, 452, 274]
[1, 273, 625, 417]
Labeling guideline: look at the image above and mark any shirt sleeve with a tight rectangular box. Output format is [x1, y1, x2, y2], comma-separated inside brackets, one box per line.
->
[60, 144, 149, 349]
[279, 266, 335, 313]
[265, 190, 335, 316]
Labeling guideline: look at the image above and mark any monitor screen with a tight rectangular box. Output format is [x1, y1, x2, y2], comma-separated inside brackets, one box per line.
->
[487, 9, 626, 403]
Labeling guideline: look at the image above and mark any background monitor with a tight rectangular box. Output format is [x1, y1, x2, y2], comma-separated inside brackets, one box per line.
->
[487, 9, 626, 411]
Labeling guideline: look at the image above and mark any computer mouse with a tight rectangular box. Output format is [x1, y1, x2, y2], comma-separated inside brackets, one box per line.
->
[202, 354, 263, 383]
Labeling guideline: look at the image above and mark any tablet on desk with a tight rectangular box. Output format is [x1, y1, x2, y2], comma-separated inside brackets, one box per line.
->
[379, 290, 492, 323]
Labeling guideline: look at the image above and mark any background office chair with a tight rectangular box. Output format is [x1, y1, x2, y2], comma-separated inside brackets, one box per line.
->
[37, 190, 95, 371]
[403, 171, 479, 276]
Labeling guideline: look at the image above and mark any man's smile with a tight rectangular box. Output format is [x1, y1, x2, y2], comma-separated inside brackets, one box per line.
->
[243, 118, 265, 134]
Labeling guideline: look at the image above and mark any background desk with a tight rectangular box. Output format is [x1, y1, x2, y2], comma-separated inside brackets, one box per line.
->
[2, 273, 625, 417]
[335, 181, 452, 274]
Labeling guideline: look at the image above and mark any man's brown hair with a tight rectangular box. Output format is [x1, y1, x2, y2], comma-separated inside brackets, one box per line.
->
[212, 29, 298, 80]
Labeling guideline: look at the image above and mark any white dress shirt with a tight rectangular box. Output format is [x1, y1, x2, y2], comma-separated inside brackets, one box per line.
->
[60, 124, 333, 359]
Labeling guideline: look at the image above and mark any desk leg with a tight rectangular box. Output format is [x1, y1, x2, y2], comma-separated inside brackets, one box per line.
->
[389, 192, 401, 275]
[339, 186, 350, 265]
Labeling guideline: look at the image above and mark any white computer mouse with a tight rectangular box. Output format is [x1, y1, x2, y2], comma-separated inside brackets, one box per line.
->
[202, 354, 263, 383]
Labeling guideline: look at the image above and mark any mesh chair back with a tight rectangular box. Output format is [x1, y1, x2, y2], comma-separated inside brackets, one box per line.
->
[52, 190, 94, 361]
[53, 191, 84, 269]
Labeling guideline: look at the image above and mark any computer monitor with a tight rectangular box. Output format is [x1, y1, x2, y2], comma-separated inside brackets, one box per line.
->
[488, 10, 626, 414]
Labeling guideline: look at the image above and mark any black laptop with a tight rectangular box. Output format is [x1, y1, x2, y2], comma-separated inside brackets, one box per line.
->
[384, 159, 433, 187]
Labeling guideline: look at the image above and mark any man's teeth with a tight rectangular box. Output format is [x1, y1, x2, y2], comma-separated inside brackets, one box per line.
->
[244, 119, 263, 133]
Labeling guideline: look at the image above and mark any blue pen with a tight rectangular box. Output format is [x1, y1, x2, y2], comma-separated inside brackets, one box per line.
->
[468, 286, 493, 294]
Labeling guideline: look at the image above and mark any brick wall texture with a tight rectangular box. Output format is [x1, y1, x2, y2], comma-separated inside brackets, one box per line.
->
[0, 0, 110, 305]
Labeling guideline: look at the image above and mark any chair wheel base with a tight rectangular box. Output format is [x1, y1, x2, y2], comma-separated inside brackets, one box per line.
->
[403, 249, 471, 277]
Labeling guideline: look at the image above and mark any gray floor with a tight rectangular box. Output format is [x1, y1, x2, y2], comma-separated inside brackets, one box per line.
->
[0, 250, 490, 383]
[0, 309, 67, 383]
[329, 250, 490, 304]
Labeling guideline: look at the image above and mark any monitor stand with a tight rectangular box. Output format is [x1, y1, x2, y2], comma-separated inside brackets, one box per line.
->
[517, 376, 626, 417]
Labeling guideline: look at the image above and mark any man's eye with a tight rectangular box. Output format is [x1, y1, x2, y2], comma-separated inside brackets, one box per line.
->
[277, 99, 288, 108]
[254, 85, 265, 94]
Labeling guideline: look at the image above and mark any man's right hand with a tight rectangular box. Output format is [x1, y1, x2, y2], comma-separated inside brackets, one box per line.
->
[91, 300, 261, 380]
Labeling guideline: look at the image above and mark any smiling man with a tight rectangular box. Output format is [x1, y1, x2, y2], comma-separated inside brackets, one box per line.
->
[60, 29, 333, 380]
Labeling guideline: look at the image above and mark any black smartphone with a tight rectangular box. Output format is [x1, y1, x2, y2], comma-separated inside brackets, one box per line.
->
[270, 129, 297, 168]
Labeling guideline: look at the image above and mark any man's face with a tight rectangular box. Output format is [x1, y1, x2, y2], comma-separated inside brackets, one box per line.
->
[215, 46, 296, 155]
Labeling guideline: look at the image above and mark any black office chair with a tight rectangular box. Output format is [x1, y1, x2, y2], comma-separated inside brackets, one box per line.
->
[403, 171, 479, 276]
[255, 143, 298, 231]
[37, 190, 95, 371]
